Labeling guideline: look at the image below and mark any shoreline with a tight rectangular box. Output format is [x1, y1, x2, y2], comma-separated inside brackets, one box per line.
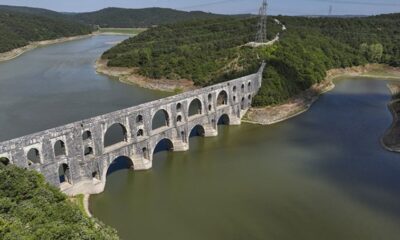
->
[0, 33, 98, 63]
[381, 83, 400, 152]
[0, 31, 136, 63]
[95, 59, 198, 92]
[244, 64, 400, 125]
[95, 60, 400, 126]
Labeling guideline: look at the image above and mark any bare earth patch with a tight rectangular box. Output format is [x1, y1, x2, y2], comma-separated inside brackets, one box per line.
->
[0, 34, 96, 62]
[95, 59, 198, 92]
[244, 64, 400, 125]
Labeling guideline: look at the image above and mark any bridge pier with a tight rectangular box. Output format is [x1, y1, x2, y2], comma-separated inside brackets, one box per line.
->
[172, 140, 189, 152]
[204, 125, 218, 137]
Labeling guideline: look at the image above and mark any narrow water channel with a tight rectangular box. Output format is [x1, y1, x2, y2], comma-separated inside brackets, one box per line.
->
[0, 35, 399, 240]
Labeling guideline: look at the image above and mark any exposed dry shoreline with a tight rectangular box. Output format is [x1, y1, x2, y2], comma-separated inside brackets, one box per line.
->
[96, 61, 400, 126]
[96, 59, 198, 92]
[0, 33, 101, 62]
[244, 64, 400, 125]
[382, 83, 400, 152]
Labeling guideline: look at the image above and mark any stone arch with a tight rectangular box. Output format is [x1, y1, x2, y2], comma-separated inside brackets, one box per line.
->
[54, 140, 66, 157]
[82, 130, 92, 140]
[177, 115, 183, 123]
[217, 90, 228, 106]
[104, 123, 128, 148]
[241, 84, 245, 92]
[233, 86, 237, 92]
[241, 97, 246, 110]
[218, 114, 230, 125]
[27, 148, 41, 165]
[188, 98, 203, 117]
[137, 129, 144, 137]
[190, 125, 205, 138]
[208, 93, 212, 102]
[248, 81, 252, 90]
[105, 156, 134, 179]
[136, 114, 144, 124]
[59, 163, 71, 184]
[176, 103, 182, 111]
[152, 109, 170, 130]
[153, 138, 174, 155]
[84, 146, 93, 156]
[0, 157, 10, 166]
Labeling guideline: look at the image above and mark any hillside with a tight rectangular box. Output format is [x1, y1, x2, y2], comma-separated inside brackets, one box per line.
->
[0, 162, 118, 239]
[73, 7, 224, 28]
[102, 14, 400, 106]
[0, 8, 92, 53]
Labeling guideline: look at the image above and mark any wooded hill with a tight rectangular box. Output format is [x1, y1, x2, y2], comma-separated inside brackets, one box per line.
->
[102, 14, 400, 106]
[73, 7, 225, 28]
[0, 162, 119, 239]
[0, 7, 92, 53]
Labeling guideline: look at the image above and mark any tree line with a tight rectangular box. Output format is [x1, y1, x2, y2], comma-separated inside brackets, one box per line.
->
[103, 14, 400, 106]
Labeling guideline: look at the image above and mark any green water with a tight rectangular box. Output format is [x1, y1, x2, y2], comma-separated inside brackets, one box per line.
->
[91, 79, 400, 240]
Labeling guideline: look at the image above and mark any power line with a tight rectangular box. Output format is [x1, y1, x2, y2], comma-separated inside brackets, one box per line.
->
[255, 0, 268, 43]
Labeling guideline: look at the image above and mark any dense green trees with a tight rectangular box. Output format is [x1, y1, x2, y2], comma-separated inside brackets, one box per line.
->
[74, 7, 225, 28]
[104, 14, 400, 106]
[0, 163, 119, 239]
[0, 9, 92, 53]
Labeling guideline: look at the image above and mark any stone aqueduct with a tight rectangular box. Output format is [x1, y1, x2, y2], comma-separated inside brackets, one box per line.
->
[0, 64, 265, 195]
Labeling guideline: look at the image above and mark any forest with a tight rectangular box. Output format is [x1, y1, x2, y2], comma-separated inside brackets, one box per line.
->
[103, 14, 400, 106]
[73, 7, 225, 28]
[0, 8, 92, 53]
[0, 162, 119, 239]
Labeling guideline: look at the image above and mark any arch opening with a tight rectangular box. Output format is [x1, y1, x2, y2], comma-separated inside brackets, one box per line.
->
[177, 115, 182, 123]
[176, 103, 182, 111]
[217, 91, 228, 106]
[241, 84, 245, 92]
[27, 148, 40, 165]
[106, 156, 134, 177]
[153, 138, 174, 155]
[104, 123, 128, 148]
[0, 157, 10, 166]
[92, 171, 100, 180]
[82, 131, 92, 140]
[137, 129, 144, 137]
[59, 163, 71, 184]
[190, 125, 205, 138]
[54, 140, 66, 157]
[241, 97, 246, 110]
[84, 146, 93, 156]
[152, 109, 170, 130]
[188, 98, 202, 117]
[218, 114, 230, 125]
[136, 115, 144, 124]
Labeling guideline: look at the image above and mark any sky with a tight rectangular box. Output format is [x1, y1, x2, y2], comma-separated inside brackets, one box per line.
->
[0, 0, 399, 15]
